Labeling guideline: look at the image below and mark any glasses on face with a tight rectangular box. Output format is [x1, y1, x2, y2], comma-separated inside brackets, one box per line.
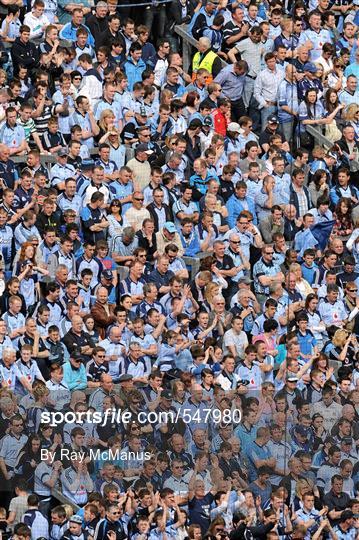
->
[231, 240, 241, 244]
[348, 289, 358, 292]
[265, 251, 274, 255]
[97, 355, 106, 358]
[134, 198, 144, 202]
[112, 202, 121, 207]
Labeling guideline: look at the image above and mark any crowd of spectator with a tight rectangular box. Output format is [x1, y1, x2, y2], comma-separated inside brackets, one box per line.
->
[0, 0, 359, 538]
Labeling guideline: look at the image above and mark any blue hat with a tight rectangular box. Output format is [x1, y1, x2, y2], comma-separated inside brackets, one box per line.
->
[295, 425, 309, 437]
[303, 62, 318, 73]
[164, 221, 176, 233]
[81, 158, 95, 170]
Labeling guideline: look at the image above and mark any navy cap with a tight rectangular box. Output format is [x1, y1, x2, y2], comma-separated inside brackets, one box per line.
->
[267, 114, 279, 124]
[303, 62, 318, 73]
[295, 425, 309, 437]
[71, 352, 84, 362]
[81, 158, 95, 170]
[102, 269, 113, 280]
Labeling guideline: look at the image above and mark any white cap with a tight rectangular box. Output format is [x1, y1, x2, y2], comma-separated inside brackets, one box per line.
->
[227, 122, 242, 133]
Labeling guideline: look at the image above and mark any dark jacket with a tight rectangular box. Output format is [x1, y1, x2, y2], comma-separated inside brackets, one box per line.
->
[11, 37, 39, 73]
[289, 184, 312, 218]
[147, 202, 173, 230]
[96, 28, 125, 50]
[168, 0, 194, 27]
[85, 12, 109, 37]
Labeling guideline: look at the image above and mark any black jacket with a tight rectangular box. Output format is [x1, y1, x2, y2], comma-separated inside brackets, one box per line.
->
[85, 12, 108, 37]
[168, 0, 194, 26]
[96, 28, 125, 50]
[11, 37, 39, 73]
[147, 202, 173, 230]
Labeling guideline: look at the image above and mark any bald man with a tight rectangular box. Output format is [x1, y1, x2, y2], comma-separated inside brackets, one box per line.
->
[90, 287, 117, 339]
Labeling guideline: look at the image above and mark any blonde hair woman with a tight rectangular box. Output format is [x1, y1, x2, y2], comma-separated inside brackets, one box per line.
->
[204, 282, 221, 310]
[98, 110, 116, 144]
[331, 329, 358, 366]
[289, 263, 313, 299]
[292, 478, 318, 513]
[344, 103, 359, 141]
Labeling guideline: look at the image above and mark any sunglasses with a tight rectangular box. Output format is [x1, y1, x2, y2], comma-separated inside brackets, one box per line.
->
[134, 198, 144, 201]
[348, 289, 358, 292]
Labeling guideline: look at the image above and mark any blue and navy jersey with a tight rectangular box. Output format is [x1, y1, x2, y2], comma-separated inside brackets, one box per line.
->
[119, 355, 147, 378]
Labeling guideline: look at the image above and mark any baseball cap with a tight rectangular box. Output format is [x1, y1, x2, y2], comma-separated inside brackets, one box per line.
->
[164, 221, 176, 233]
[102, 269, 113, 280]
[161, 389, 173, 400]
[58, 147, 68, 157]
[342, 437, 353, 445]
[71, 352, 84, 362]
[303, 62, 318, 73]
[238, 276, 253, 285]
[295, 425, 309, 437]
[69, 516, 83, 525]
[267, 114, 279, 124]
[119, 374, 133, 382]
[286, 374, 299, 382]
[136, 143, 153, 155]
[227, 122, 241, 133]
[203, 115, 213, 127]
[81, 158, 95, 170]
